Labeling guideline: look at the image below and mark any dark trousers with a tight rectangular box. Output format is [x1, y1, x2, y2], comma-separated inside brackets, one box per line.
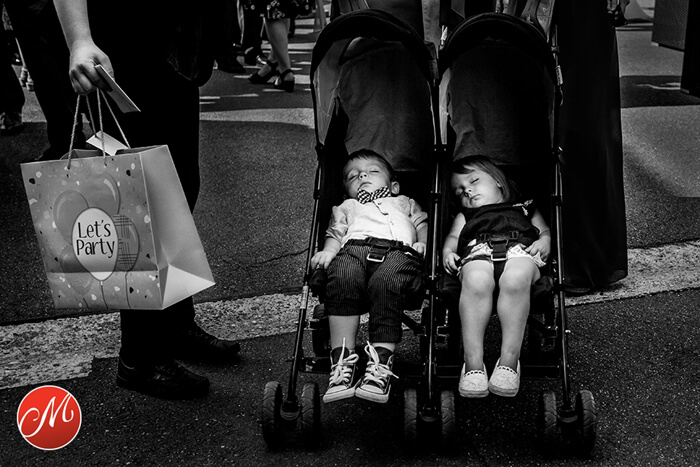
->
[241, 1, 263, 54]
[3, 0, 84, 158]
[0, 23, 24, 114]
[325, 244, 422, 344]
[216, 0, 243, 60]
[91, 56, 202, 365]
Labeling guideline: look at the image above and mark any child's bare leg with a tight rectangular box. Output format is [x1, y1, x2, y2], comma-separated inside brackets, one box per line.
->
[459, 261, 496, 371]
[329, 315, 361, 351]
[496, 258, 540, 369]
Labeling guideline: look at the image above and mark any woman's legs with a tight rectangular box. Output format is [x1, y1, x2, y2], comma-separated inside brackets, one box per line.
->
[263, 18, 293, 82]
[496, 257, 540, 370]
[459, 261, 496, 371]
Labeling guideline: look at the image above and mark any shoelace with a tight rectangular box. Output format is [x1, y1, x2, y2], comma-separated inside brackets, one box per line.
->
[362, 343, 397, 389]
[328, 340, 359, 386]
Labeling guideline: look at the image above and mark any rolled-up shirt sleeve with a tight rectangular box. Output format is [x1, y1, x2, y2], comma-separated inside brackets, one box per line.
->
[326, 204, 349, 243]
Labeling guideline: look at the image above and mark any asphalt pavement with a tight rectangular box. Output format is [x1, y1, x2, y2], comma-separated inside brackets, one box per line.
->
[2, 8, 700, 467]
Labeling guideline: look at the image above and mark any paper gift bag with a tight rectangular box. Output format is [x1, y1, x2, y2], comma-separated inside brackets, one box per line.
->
[21, 146, 215, 310]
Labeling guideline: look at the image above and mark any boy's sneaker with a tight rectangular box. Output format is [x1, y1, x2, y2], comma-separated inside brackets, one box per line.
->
[323, 344, 359, 403]
[355, 343, 396, 404]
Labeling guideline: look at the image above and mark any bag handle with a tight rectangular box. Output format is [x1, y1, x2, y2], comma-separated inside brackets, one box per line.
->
[66, 89, 131, 169]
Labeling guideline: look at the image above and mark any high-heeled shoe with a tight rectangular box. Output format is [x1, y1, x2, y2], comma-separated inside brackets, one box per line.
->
[273, 69, 295, 93]
[248, 60, 278, 84]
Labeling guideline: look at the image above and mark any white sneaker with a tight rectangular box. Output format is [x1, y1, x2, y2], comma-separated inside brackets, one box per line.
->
[488, 359, 520, 397]
[458, 363, 489, 398]
[355, 343, 396, 404]
[323, 343, 360, 403]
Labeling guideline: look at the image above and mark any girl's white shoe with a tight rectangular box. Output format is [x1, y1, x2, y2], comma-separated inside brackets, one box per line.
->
[488, 359, 521, 397]
[458, 363, 489, 398]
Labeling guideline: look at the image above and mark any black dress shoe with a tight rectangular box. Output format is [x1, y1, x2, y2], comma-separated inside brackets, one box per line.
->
[175, 323, 241, 362]
[116, 358, 209, 399]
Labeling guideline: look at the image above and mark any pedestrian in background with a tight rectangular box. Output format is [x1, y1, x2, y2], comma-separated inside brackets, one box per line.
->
[555, 0, 629, 294]
[0, 3, 24, 136]
[4, 0, 84, 158]
[248, 0, 309, 92]
[215, 0, 247, 74]
[53, 0, 242, 400]
[240, 0, 265, 65]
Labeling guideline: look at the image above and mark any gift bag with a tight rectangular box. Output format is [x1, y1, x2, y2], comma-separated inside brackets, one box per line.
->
[21, 146, 215, 310]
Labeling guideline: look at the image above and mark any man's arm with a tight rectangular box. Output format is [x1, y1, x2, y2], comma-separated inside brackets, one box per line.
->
[54, 0, 113, 94]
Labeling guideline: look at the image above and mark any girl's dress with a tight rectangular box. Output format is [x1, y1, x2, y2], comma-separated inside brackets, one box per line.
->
[457, 202, 540, 261]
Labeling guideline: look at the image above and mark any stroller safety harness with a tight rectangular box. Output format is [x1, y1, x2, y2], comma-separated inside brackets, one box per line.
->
[346, 236, 420, 263]
[462, 230, 521, 282]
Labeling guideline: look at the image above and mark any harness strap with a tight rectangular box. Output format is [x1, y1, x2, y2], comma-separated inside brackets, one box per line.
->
[465, 231, 521, 283]
[345, 237, 420, 263]
[345, 237, 421, 284]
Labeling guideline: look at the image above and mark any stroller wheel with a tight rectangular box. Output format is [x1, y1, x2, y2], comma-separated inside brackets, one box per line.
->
[300, 382, 322, 450]
[537, 390, 559, 451]
[575, 390, 597, 456]
[261, 381, 285, 449]
[403, 388, 420, 448]
[440, 389, 458, 451]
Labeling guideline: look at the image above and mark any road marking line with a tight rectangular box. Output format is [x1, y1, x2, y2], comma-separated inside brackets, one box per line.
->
[1, 241, 699, 390]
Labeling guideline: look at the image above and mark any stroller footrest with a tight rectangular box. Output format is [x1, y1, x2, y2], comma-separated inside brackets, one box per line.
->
[435, 363, 462, 379]
[394, 361, 425, 379]
[521, 363, 561, 379]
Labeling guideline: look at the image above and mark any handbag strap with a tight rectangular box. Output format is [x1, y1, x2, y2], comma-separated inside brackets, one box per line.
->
[66, 94, 103, 169]
[66, 88, 131, 169]
[98, 89, 130, 148]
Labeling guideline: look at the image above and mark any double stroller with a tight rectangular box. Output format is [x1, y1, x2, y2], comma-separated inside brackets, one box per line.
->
[261, 0, 597, 456]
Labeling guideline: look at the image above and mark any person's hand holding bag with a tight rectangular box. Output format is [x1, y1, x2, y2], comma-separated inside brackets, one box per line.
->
[54, 0, 114, 95]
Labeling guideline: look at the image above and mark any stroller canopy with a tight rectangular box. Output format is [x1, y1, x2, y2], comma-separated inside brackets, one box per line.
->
[440, 13, 557, 170]
[310, 10, 438, 172]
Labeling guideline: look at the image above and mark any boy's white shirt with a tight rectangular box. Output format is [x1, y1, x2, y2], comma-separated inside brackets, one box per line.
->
[326, 195, 427, 247]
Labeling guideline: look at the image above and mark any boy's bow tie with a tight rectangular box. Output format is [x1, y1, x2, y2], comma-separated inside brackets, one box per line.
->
[357, 186, 392, 204]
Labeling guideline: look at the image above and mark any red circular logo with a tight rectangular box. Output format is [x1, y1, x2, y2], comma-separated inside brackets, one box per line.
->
[17, 385, 81, 450]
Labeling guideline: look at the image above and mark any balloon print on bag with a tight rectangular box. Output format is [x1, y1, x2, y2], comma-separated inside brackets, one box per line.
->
[53, 172, 139, 283]
[54, 191, 89, 243]
[57, 245, 94, 295]
[71, 208, 119, 281]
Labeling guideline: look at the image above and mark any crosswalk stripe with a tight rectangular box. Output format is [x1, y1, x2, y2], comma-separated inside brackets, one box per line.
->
[1, 240, 699, 390]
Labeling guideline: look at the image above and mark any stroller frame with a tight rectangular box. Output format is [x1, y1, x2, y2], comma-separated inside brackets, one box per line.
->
[439, 11, 597, 455]
[260, 8, 448, 451]
[261, 7, 597, 457]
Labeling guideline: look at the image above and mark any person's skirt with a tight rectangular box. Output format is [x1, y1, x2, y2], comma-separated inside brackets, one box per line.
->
[242, 0, 312, 19]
